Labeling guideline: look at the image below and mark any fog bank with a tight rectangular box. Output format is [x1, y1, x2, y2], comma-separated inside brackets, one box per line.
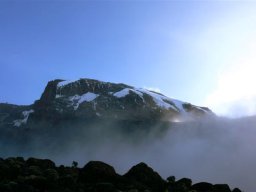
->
[2, 116, 256, 192]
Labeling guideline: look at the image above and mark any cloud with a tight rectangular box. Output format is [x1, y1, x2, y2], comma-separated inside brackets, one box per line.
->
[204, 39, 256, 117]
[143, 87, 161, 93]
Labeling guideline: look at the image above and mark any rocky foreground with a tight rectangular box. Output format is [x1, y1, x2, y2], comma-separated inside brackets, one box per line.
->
[0, 157, 242, 192]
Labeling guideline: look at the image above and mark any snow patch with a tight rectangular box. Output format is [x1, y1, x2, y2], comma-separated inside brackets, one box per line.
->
[57, 79, 79, 88]
[56, 94, 63, 98]
[172, 99, 186, 113]
[113, 88, 144, 99]
[194, 106, 211, 114]
[69, 92, 99, 110]
[135, 88, 179, 111]
[13, 110, 34, 127]
[113, 88, 130, 98]
[112, 87, 187, 112]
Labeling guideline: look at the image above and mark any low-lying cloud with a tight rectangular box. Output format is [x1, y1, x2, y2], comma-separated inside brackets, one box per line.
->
[1, 116, 256, 192]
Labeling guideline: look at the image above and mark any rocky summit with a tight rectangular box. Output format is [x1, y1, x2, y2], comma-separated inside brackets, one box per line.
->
[0, 78, 213, 130]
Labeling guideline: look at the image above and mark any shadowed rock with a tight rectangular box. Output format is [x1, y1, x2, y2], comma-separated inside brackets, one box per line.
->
[173, 178, 192, 192]
[80, 161, 118, 183]
[191, 182, 213, 191]
[232, 188, 242, 192]
[124, 162, 166, 192]
[212, 184, 231, 192]
[26, 158, 55, 169]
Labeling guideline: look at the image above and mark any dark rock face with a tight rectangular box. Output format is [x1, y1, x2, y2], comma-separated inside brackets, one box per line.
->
[124, 162, 166, 191]
[39, 79, 62, 104]
[56, 79, 131, 97]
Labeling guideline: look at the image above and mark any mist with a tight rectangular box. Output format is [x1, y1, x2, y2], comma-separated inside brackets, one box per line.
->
[1, 116, 256, 192]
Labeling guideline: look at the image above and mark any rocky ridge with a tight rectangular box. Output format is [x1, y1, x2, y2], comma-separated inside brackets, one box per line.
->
[0, 78, 213, 130]
[0, 157, 242, 192]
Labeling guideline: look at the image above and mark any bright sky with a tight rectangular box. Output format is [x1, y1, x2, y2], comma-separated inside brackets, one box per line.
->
[1, 1, 256, 117]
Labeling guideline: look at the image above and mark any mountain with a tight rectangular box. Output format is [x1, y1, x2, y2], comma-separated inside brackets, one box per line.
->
[0, 78, 213, 130]
[0, 78, 215, 158]
[0, 79, 246, 192]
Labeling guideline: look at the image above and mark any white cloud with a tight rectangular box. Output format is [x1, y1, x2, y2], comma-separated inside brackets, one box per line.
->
[205, 41, 256, 117]
[196, 5, 256, 118]
[143, 87, 161, 93]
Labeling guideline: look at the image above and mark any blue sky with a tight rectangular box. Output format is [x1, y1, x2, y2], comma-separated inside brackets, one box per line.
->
[1, 1, 256, 117]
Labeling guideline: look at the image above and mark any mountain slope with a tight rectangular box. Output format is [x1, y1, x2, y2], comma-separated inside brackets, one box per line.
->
[0, 78, 213, 130]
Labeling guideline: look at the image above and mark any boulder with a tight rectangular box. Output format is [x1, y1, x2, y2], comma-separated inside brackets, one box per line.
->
[212, 184, 231, 192]
[232, 188, 242, 192]
[124, 162, 166, 192]
[167, 176, 176, 183]
[191, 182, 213, 191]
[80, 161, 117, 183]
[173, 178, 192, 192]
[26, 158, 55, 169]
[176, 178, 192, 187]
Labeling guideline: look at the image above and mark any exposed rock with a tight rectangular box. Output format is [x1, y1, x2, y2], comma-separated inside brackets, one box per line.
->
[0, 157, 244, 192]
[191, 182, 213, 191]
[167, 176, 176, 183]
[212, 184, 231, 192]
[124, 162, 166, 192]
[26, 158, 55, 169]
[44, 168, 59, 181]
[39, 79, 62, 104]
[232, 188, 242, 192]
[80, 161, 118, 183]
[174, 178, 192, 192]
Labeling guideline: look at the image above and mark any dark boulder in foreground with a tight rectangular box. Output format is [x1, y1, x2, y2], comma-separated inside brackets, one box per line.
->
[232, 188, 242, 192]
[191, 182, 213, 191]
[0, 157, 242, 192]
[173, 178, 192, 192]
[212, 184, 231, 192]
[124, 162, 166, 191]
[80, 161, 118, 183]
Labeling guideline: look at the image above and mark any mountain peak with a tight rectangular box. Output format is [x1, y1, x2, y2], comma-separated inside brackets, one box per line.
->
[35, 78, 213, 122]
[0, 78, 214, 129]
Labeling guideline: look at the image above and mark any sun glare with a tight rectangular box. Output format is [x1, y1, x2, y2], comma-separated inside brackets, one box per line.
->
[205, 41, 256, 117]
